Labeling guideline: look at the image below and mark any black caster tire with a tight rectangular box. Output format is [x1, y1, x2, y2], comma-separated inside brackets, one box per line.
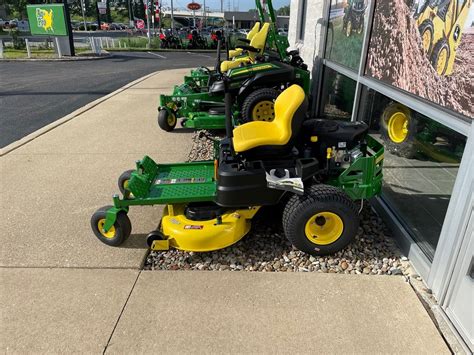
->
[118, 169, 134, 195]
[380, 102, 418, 159]
[241, 88, 279, 123]
[282, 185, 359, 256]
[91, 206, 132, 247]
[158, 109, 177, 132]
[180, 118, 188, 127]
[146, 230, 166, 247]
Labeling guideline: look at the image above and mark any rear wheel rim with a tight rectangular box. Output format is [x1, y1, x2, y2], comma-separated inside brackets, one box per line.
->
[388, 112, 408, 143]
[252, 100, 275, 121]
[97, 219, 116, 239]
[167, 113, 176, 127]
[304, 212, 344, 245]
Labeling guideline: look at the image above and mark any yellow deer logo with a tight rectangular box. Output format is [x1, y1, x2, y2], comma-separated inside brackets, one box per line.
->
[36, 8, 54, 32]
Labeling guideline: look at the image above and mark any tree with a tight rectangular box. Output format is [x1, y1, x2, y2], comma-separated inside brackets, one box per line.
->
[276, 5, 290, 16]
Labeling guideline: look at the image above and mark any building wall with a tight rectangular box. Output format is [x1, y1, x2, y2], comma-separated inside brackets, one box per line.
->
[288, 0, 325, 72]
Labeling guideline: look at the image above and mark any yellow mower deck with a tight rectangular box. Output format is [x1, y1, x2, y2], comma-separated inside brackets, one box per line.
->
[151, 205, 261, 252]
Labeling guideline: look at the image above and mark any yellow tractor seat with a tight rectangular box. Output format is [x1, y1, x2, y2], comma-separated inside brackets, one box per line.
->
[220, 23, 270, 73]
[232, 85, 308, 153]
[229, 22, 261, 59]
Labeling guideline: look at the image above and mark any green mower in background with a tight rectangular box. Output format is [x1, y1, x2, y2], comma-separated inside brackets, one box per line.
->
[92, 78, 384, 256]
[157, 0, 309, 132]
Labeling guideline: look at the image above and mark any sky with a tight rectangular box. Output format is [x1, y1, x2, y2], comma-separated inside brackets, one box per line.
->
[163, 0, 291, 12]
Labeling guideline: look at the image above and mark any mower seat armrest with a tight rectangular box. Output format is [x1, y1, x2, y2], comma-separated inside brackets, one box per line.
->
[236, 44, 260, 53]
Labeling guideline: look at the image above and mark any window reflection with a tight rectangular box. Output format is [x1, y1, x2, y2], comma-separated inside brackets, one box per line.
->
[320, 67, 356, 121]
[358, 87, 466, 259]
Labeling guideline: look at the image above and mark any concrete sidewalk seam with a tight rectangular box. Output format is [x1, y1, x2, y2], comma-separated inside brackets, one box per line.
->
[0, 265, 143, 270]
[0, 70, 160, 157]
[102, 270, 143, 354]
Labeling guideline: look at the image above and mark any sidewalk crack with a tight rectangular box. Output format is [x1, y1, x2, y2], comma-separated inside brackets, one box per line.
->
[102, 269, 142, 354]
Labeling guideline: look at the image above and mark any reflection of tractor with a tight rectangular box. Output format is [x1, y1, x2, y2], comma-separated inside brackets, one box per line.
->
[342, 0, 367, 37]
[378, 101, 464, 162]
[415, 0, 472, 75]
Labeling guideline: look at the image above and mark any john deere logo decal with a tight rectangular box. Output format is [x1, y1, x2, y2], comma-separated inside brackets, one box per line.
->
[36, 8, 54, 32]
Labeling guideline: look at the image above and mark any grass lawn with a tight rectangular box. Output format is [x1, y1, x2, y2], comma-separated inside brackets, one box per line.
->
[2, 47, 90, 59]
[326, 16, 365, 70]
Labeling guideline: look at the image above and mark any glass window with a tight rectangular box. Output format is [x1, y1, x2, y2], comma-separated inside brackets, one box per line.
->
[297, 0, 307, 41]
[366, 0, 474, 119]
[325, 0, 369, 71]
[319, 66, 357, 120]
[358, 87, 467, 259]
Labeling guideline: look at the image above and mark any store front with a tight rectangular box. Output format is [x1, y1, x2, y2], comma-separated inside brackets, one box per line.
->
[288, 0, 473, 350]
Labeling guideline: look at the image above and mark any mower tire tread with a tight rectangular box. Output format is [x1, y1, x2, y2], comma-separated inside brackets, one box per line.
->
[282, 184, 359, 256]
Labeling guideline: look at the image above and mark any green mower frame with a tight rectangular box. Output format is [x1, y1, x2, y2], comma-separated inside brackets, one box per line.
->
[93, 81, 384, 256]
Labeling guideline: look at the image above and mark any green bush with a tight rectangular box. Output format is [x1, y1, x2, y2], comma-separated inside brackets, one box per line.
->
[11, 30, 26, 50]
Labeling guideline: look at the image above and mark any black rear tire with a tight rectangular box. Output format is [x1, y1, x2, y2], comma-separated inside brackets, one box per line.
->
[241, 88, 279, 123]
[418, 20, 434, 54]
[158, 109, 177, 132]
[282, 185, 359, 256]
[430, 38, 450, 76]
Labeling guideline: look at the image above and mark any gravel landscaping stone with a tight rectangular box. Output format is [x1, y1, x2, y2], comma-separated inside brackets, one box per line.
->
[144, 130, 410, 276]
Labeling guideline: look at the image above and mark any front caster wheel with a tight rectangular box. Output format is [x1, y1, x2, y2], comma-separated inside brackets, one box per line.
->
[91, 206, 132, 246]
[180, 118, 188, 127]
[118, 169, 134, 196]
[158, 109, 177, 132]
[282, 185, 359, 256]
[146, 230, 166, 247]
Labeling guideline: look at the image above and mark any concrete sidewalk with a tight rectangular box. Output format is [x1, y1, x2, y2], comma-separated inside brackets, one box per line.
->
[1, 70, 450, 354]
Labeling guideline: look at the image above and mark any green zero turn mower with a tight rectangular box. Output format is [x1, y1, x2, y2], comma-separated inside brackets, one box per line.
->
[92, 80, 384, 256]
[157, 0, 307, 132]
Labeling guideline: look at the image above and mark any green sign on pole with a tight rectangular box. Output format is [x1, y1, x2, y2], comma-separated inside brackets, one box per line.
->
[26, 4, 68, 36]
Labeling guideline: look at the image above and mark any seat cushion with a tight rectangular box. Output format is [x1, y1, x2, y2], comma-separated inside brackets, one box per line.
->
[232, 85, 306, 153]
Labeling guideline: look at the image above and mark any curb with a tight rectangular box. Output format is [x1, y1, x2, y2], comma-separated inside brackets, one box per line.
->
[0, 70, 161, 156]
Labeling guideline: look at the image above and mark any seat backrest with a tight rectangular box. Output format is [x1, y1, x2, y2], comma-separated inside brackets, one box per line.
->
[272, 85, 307, 143]
[249, 23, 270, 58]
[231, 85, 308, 153]
[247, 22, 260, 41]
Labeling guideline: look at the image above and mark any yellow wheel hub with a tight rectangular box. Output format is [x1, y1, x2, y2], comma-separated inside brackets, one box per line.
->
[304, 212, 344, 245]
[252, 100, 275, 122]
[97, 219, 116, 239]
[387, 112, 408, 143]
[436, 47, 448, 75]
[422, 30, 431, 52]
[167, 113, 176, 127]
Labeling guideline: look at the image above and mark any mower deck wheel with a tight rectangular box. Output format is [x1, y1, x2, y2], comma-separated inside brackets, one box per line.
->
[282, 185, 359, 256]
[158, 109, 177, 132]
[91, 206, 132, 247]
[146, 230, 166, 247]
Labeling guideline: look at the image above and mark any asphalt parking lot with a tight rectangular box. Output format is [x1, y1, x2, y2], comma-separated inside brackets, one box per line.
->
[0, 51, 214, 148]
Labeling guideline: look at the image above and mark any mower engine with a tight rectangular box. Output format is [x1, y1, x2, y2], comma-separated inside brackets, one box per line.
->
[301, 119, 369, 172]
